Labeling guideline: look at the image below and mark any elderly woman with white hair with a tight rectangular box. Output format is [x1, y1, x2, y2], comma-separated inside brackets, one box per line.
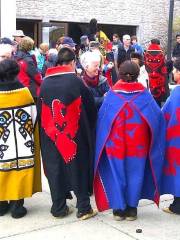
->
[0, 44, 13, 61]
[42, 48, 58, 77]
[80, 51, 109, 109]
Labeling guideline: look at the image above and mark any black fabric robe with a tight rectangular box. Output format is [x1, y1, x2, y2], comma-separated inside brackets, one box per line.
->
[38, 65, 97, 202]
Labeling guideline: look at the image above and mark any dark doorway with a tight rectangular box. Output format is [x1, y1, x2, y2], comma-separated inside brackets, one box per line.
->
[68, 23, 84, 44]
[99, 24, 137, 41]
[68, 22, 137, 44]
[16, 19, 42, 46]
[16, 19, 137, 47]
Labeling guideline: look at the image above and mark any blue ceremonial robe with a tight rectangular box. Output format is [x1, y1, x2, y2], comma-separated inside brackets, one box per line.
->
[161, 86, 180, 196]
[94, 82, 165, 211]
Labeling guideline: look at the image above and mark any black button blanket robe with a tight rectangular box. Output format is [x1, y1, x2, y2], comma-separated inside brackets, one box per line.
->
[38, 65, 97, 202]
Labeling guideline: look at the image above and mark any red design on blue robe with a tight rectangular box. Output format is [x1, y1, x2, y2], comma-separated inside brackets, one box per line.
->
[106, 104, 150, 160]
[41, 97, 81, 163]
[163, 108, 180, 176]
[161, 86, 180, 196]
[94, 84, 165, 211]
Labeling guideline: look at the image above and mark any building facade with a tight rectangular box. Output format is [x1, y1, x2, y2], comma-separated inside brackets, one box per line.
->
[0, 0, 16, 38]
[9, 0, 180, 47]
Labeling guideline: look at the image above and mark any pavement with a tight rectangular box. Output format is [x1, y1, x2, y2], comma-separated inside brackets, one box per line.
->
[0, 172, 180, 240]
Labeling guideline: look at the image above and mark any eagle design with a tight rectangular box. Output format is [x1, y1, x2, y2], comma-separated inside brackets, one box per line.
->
[0, 111, 11, 159]
[15, 109, 34, 153]
[41, 97, 81, 163]
[0, 111, 11, 142]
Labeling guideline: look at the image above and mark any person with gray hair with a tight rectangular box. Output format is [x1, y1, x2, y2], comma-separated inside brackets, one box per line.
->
[79, 35, 90, 56]
[80, 51, 109, 109]
[0, 44, 13, 61]
[42, 48, 58, 77]
[117, 34, 135, 68]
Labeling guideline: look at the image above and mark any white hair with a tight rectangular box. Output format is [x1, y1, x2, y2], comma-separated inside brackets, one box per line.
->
[48, 48, 58, 55]
[0, 44, 13, 58]
[80, 51, 101, 69]
[123, 34, 131, 41]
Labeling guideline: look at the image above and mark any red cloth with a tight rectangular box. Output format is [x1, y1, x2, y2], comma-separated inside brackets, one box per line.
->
[112, 80, 145, 92]
[16, 51, 42, 97]
[103, 59, 113, 87]
[82, 71, 99, 87]
[144, 44, 167, 100]
[41, 97, 82, 163]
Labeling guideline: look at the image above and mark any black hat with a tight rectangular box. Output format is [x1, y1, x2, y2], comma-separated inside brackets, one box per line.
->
[0, 37, 15, 45]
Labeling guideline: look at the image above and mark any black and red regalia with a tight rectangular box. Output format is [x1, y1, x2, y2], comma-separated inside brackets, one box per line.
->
[144, 43, 169, 106]
[38, 65, 97, 206]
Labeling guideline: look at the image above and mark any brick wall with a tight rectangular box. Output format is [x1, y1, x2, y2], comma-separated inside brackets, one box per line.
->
[16, 0, 180, 48]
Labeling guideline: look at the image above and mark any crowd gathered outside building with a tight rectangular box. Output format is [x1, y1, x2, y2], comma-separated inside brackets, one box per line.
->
[0, 0, 180, 225]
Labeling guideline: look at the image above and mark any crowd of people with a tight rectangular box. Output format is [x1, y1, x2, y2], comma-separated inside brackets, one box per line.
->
[0, 18, 180, 222]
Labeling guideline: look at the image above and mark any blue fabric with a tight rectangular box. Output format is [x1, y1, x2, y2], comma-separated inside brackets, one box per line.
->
[161, 86, 180, 196]
[133, 43, 144, 55]
[94, 89, 165, 210]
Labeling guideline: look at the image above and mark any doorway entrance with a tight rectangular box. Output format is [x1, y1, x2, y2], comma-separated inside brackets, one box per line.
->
[68, 22, 137, 44]
[16, 19, 42, 46]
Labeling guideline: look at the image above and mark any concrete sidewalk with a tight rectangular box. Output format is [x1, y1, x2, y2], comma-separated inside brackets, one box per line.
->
[0, 176, 179, 240]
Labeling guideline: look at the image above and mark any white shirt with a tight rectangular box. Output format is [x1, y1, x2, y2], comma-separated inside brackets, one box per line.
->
[138, 65, 149, 88]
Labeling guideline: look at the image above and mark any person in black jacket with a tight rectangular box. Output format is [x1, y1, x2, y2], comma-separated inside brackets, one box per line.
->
[172, 34, 180, 59]
[117, 34, 135, 69]
[38, 47, 97, 220]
